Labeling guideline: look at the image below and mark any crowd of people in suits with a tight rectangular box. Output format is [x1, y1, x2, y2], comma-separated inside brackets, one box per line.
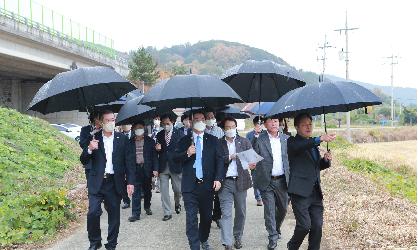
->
[79, 108, 336, 250]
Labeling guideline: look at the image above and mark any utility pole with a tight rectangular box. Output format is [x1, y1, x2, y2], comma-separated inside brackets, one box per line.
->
[386, 54, 398, 127]
[317, 34, 334, 127]
[334, 10, 358, 142]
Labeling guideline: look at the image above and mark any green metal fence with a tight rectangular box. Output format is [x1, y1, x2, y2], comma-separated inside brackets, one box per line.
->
[0, 0, 117, 59]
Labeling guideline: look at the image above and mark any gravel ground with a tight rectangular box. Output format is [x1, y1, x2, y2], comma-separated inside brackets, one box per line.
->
[46, 188, 310, 250]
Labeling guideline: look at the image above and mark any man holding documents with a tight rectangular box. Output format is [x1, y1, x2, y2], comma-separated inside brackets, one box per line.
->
[252, 116, 290, 250]
[218, 117, 256, 250]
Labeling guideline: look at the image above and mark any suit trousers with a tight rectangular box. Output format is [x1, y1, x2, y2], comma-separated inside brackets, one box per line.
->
[131, 164, 153, 216]
[260, 178, 288, 242]
[160, 166, 182, 216]
[183, 184, 214, 250]
[87, 177, 121, 248]
[218, 179, 247, 246]
[288, 185, 324, 250]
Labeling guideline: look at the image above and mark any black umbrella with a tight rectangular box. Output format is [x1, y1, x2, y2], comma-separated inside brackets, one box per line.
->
[116, 96, 177, 126]
[140, 74, 243, 109]
[221, 60, 306, 103]
[217, 105, 250, 119]
[28, 66, 136, 114]
[266, 81, 382, 149]
[93, 89, 143, 113]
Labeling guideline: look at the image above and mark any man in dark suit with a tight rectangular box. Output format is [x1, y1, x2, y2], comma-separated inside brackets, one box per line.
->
[245, 116, 264, 206]
[174, 111, 223, 250]
[181, 114, 192, 136]
[218, 117, 256, 250]
[252, 116, 290, 250]
[79, 110, 102, 182]
[287, 113, 335, 250]
[80, 110, 135, 250]
[121, 124, 133, 209]
[155, 113, 183, 221]
[128, 120, 159, 222]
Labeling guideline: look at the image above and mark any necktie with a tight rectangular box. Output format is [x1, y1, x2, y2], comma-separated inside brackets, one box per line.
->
[165, 131, 171, 146]
[193, 135, 203, 179]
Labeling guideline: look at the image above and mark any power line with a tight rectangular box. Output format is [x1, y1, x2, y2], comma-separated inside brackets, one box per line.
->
[385, 54, 399, 126]
[334, 10, 359, 142]
[317, 34, 334, 82]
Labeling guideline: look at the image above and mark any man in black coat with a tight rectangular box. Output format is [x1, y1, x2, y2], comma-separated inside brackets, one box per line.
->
[79, 110, 102, 182]
[127, 120, 159, 222]
[155, 113, 184, 221]
[80, 110, 135, 250]
[174, 111, 223, 250]
[287, 113, 335, 250]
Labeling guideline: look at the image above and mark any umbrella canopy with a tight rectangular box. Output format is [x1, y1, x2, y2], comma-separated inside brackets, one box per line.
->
[93, 89, 143, 113]
[221, 60, 306, 102]
[217, 105, 250, 119]
[140, 74, 243, 109]
[266, 81, 382, 118]
[28, 66, 135, 114]
[183, 105, 249, 119]
[116, 96, 176, 126]
[242, 102, 275, 116]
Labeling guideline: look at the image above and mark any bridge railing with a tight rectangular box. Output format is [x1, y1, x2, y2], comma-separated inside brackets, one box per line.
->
[0, 0, 118, 60]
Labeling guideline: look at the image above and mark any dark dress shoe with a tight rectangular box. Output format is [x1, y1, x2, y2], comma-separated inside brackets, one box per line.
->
[267, 240, 277, 250]
[104, 243, 115, 250]
[162, 215, 172, 221]
[145, 208, 153, 215]
[175, 204, 182, 214]
[121, 202, 130, 209]
[201, 241, 210, 250]
[234, 238, 242, 249]
[128, 215, 140, 222]
[88, 242, 102, 250]
[224, 245, 233, 250]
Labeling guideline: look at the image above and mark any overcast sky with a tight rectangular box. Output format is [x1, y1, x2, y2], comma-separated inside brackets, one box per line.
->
[35, 0, 417, 89]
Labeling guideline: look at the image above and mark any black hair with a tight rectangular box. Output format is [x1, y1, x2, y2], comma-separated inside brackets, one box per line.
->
[252, 116, 262, 125]
[160, 113, 174, 122]
[99, 110, 114, 121]
[89, 110, 100, 123]
[220, 117, 237, 129]
[181, 114, 190, 122]
[133, 120, 145, 127]
[192, 110, 205, 117]
[294, 113, 312, 127]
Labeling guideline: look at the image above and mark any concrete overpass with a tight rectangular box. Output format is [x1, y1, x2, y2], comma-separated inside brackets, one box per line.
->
[0, 3, 129, 125]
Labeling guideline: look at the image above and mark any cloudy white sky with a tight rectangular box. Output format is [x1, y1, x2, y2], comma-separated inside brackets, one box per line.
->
[33, 0, 417, 88]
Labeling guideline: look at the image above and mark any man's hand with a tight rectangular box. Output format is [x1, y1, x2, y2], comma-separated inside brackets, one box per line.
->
[153, 171, 159, 177]
[248, 163, 256, 170]
[324, 151, 332, 162]
[229, 153, 237, 160]
[155, 143, 162, 151]
[127, 185, 134, 197]
[187, 145, 196, 157]
[320, 133, 336, 143]
[88, 139, 99, 151]
[213, 181, 221, 191]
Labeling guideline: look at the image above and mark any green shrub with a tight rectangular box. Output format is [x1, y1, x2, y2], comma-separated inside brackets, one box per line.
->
[0, 107, 80, 247]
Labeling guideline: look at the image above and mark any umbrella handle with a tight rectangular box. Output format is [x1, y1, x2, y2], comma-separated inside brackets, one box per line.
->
[322, 109, 330, 152]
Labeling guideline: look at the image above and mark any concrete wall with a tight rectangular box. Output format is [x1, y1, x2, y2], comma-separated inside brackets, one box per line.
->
[1, 80, 89, 126]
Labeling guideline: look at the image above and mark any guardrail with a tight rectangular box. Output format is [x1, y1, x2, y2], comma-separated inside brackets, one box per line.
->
[0, 0, 117, 60]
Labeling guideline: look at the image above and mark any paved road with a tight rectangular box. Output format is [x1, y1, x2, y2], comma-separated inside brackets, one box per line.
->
[47, 188, 307, 250]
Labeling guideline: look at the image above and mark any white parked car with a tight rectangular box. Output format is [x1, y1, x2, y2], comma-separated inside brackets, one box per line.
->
[50, 124, 81, 142]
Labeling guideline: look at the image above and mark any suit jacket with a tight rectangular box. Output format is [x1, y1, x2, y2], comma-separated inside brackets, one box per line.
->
[79, 125, 102, 170]
[80, 132, 135, 195]
[156, 128, 183, 174]
[129, 135, 159, 181]
[287, 134, 330, 198]
[174, 132, 224, 193]
[219, 135, 253, 192]
[253, 132, 290, 191]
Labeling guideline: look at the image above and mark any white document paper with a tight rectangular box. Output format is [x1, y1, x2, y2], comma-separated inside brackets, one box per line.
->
[236, 148, 264, 170]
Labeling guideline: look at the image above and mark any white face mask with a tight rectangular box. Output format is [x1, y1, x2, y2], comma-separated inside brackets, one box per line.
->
[135, 128, 145, 136]
[193, 121, 206, 132]
[205, 119, 217, 127]
[153, 119, 160, 126]
[224, 128, 237, 138]
[103, 121, 115, 133]
[164, 124, 173, 132]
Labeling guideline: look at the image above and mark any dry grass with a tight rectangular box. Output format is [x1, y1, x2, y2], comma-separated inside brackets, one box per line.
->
[321, 163, 416, 248]
[348, 140, 417, 173]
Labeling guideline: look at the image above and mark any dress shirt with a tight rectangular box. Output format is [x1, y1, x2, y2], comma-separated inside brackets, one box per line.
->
[103, 132, 115, 174]
[268, 132, 284, 176]
[225, 137, 238, 177]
